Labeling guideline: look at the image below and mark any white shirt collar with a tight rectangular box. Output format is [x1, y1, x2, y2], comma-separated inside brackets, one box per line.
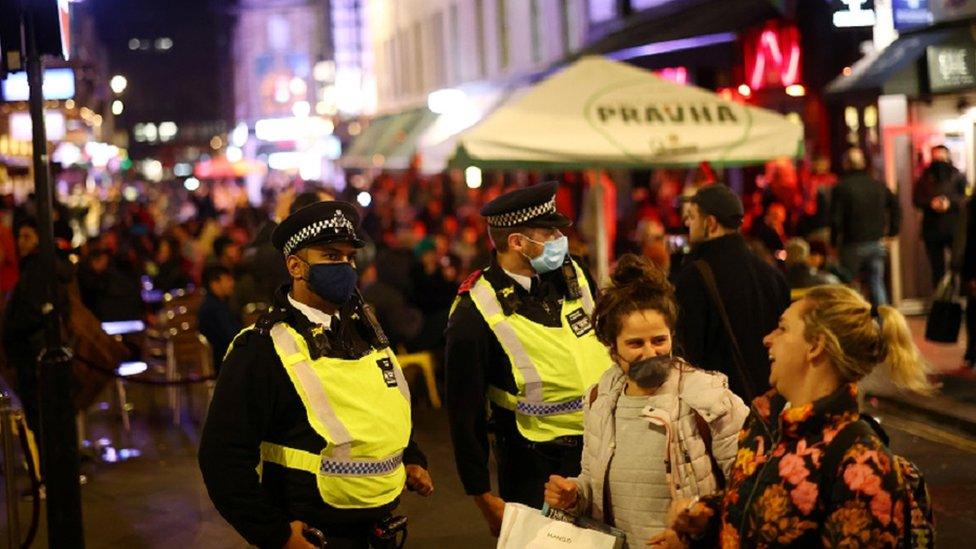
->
[502, 268, 533, 291]
[287, 293, 333, 328]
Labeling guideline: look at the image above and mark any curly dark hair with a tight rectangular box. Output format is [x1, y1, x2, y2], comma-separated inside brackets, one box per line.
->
[592, 253, 677, 348]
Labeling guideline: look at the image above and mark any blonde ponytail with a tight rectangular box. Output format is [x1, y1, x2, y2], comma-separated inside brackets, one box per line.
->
[800, 286, 932, 394]
[877, 305, 932, 394]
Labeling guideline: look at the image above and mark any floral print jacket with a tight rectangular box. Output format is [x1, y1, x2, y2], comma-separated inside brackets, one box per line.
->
[700, 384, 907, 548]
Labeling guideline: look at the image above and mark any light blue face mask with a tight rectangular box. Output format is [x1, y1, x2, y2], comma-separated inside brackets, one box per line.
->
[520, 235, 568, 274]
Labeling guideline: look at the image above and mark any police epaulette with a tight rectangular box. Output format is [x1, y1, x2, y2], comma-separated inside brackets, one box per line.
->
[254, 307, 289, 335]
[457, 268, 483, 295]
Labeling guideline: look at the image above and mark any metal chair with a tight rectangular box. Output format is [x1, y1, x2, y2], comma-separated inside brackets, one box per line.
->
[395, 348, 441, 409]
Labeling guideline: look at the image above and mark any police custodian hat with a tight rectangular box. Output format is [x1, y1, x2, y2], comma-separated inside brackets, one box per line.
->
[272, 200, 366, 255]
[480, 181, 571, 229]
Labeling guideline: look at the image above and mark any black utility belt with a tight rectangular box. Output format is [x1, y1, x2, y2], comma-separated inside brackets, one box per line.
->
[522, 435, 582, 450]
[304, 515, 407, 548]
[510, 436, 583, 451]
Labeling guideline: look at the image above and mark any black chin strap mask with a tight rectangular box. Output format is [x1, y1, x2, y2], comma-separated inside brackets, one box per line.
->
[626, 355, 676, 390]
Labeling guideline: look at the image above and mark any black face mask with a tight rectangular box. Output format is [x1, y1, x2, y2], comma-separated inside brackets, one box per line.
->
[625, 355, 676, 390]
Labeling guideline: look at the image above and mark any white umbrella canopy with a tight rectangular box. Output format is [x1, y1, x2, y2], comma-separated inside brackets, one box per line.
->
[450, 56, 803, 169]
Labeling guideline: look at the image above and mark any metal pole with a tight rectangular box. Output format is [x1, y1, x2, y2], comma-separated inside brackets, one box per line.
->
[0, 394, 20, 549]
[24, 9, 85, 547]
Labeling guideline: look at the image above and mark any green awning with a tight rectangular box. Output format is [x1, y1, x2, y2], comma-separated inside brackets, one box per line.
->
[340, 107, 438, 170]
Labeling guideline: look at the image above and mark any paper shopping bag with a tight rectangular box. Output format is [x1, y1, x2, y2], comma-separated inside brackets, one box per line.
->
[496, 503, 623, 549]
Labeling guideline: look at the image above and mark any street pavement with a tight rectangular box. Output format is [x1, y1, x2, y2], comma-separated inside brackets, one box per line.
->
[0, 316, 973, 548]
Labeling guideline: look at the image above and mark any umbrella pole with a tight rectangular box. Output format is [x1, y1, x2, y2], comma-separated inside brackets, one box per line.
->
[586, 170, 609, 286]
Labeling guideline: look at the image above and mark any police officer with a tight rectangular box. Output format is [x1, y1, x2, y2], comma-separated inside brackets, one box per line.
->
[445, 182, 612, 535]
[199, 201, 433, 549]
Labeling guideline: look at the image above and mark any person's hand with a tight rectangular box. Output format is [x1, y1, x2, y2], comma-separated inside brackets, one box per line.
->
[665, 497, 714, 538]
[473, 492, 506, 537]
[647, 528, 688, 548]
[931, 195, 950, 212]
[544, 475, 579, 510]
[405, 464, 434, 496]
[967, 279, 976, 296]
[282, 521, 317, 549]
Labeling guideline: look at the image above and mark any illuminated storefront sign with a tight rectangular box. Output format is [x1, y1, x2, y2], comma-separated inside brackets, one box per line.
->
[927, 40, 976, 92]
[833, 0, 876, 28]
[743, 22, 801, 90]
[1, 68, 76, 101]
[892, 0, 932, 31]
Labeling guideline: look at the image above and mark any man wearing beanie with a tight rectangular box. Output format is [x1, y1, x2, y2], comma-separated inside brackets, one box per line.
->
[673, 184, 790, 400]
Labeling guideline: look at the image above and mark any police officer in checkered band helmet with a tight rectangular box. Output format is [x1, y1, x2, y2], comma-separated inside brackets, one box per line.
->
[445, 181, 612, 535]
[200, 200, 433, 549]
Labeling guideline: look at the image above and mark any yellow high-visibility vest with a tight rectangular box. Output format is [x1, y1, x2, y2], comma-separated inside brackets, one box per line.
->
[467, 260, 612, 442]
[258, 323, 412, 509]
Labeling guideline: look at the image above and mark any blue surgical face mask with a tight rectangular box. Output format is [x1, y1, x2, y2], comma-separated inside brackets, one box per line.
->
[302, 261, 358, 305]
[520, 234, 568, 274]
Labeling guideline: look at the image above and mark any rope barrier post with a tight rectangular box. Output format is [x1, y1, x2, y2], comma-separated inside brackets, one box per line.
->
[23, 8, 86, 547]
[0, 393, 21, 549]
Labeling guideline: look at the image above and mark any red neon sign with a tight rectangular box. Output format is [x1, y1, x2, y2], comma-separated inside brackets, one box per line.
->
[653, 67, 689, 85]
[743, 22, 801, 90]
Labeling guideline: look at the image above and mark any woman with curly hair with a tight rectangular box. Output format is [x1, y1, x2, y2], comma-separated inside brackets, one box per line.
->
[543, 254, 749, 547]
[653, 285, 932, 548]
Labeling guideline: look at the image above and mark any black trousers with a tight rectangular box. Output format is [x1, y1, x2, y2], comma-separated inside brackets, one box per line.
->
[967, 294, 976, 362]
[924, 235, 954, 287]
[493, 432, 583, 507]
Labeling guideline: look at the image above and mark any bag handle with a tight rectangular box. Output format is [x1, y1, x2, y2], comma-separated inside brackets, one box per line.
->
[693, 260, 757, 401]
[935, 272, 958, 302]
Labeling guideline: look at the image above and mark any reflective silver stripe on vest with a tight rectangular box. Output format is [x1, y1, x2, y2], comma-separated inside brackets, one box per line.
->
[320, 451, 404, 477]
[580, 279, 595, 316]
[469, 283, 544, 403]
[270, 324, 354, 458]
[516, 397, 584, 416]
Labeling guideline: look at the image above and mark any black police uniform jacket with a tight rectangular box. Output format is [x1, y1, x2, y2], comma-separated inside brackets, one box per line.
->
[444, 254, 596, 497]
[198, 285, 427, 549]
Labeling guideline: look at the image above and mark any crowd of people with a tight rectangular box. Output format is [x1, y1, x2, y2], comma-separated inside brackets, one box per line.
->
[0, 141, 969, 547]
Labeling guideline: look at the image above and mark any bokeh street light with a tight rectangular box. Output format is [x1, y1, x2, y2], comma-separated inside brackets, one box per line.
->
[110, 75, 128, 95]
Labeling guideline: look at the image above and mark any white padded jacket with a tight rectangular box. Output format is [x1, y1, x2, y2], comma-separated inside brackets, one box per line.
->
[568, 363, 749, 524]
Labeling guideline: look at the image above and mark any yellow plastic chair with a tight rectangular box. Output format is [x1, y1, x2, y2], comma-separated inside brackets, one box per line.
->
[395, 348, 441, 409]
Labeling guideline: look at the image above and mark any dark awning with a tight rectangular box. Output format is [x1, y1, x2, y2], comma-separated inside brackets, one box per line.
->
[340, 107, 437, 170]
[574, 0, 780, 61]
[826, 28, 954, 94]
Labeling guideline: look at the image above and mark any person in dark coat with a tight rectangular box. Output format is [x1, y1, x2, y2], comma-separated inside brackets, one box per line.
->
[784, 238, 840, 290]
[963, 196, 976, 369]
[673, 184, 791, 400]
[197, 265, 241, 371]
[830, 147, 901, 307]
[914, 145, 968, 286]
[2, 218, 73, 433]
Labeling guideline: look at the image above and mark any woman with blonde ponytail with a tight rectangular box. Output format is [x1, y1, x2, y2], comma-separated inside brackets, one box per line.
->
[653, 285, 931, 548]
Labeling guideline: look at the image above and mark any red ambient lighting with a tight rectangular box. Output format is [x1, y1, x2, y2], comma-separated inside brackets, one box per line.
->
[743, 21, 801, 90]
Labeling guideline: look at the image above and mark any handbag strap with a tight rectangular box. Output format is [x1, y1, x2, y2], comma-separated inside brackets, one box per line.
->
[693, 260, 757, 401]
[691, 408, 725, 490]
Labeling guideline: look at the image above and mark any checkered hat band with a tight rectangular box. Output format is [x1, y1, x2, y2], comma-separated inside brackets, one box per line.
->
[319, 452, 403, 477]
[486, 198, 557, 227]
[283, 211, 356, 255]
[515, 397, 584, 417]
